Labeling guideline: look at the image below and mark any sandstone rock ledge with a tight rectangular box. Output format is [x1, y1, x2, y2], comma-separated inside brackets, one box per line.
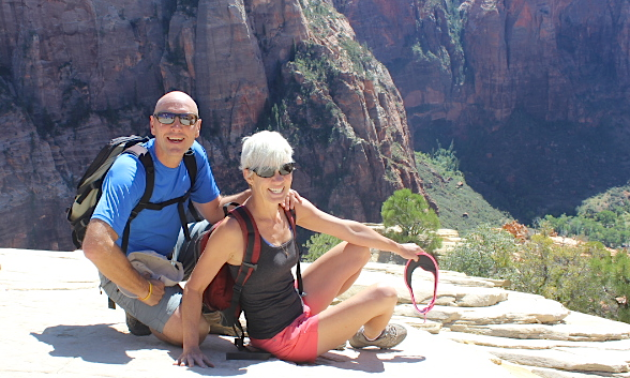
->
[342, 262, 630, 378]
[2, 249, 628, 378]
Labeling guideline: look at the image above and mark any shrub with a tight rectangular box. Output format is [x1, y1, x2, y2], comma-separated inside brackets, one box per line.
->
[507, 236, 610, 317]
[445, 224, 620, 321]
[590, 249, 630, 322]
[442, 225, 517, 278]
[303, 233, 342, 262]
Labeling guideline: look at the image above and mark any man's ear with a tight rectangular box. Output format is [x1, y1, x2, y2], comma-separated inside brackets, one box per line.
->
[195, 119, 201, 138]
[149, 116, 156, 136]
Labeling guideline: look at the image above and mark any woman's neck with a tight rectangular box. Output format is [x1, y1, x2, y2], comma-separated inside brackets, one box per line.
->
[244, 196, 283, 224]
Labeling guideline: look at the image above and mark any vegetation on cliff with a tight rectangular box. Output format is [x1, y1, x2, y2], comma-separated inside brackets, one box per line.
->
[542, 185, 630, 249]
[415, 143, 511, 231]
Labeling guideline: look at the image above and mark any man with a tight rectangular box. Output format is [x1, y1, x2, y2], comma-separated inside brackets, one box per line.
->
[83, 91, 250, 345]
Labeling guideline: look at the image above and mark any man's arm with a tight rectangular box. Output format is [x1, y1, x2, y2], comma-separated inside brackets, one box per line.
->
[82, 219, 164, 306]
[193, 189, 251, 224]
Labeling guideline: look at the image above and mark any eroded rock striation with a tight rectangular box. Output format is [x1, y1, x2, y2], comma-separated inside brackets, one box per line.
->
[334, 0, 630, 220]
[0, 0, 424, 250]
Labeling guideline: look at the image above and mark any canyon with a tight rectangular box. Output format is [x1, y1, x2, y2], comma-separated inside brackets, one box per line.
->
[0, 0, 628, 249]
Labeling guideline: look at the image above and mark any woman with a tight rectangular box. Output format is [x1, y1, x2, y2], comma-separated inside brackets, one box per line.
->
[176, 131, 423, 367]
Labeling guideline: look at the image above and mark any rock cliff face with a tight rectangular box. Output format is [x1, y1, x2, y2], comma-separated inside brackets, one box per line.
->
[0, 0, 423, 250]
[334, 0, 630, 221]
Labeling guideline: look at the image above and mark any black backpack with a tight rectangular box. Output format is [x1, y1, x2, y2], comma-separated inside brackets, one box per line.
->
[67, 135, 200, 252]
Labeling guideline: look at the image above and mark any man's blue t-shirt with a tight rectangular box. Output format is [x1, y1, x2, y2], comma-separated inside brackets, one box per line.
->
[92, 139, 220, 256]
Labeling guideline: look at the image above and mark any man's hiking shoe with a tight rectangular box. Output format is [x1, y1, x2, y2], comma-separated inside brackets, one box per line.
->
[349, 323, 407, 349]
[125, 312, 152, 336]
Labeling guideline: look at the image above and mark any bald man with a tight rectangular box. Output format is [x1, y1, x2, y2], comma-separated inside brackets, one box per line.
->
[83, 91, 250, 345]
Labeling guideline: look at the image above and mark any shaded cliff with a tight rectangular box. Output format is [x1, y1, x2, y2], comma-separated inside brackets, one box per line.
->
[334, 0, 630, 221]
[0, 0, 424, 250]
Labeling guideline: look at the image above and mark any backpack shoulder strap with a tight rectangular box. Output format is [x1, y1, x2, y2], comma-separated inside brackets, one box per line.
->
[183, 149, 197, 186]
[283, 208, 304, 296]
[182, 149, 202, 223]
[222, 206, 260, 348]
[121, 144, 153, 253]
[229, 206, 261, 289]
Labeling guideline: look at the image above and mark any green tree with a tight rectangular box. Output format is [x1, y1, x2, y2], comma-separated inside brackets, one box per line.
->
[596, 210, 617, 228]
[381, 188, 442, 256]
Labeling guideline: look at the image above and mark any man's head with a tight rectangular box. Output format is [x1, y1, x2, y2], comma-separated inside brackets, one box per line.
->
[150, 91, 201, 168]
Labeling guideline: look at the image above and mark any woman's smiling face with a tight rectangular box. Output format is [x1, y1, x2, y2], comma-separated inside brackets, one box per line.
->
[246, 163, 294, 203]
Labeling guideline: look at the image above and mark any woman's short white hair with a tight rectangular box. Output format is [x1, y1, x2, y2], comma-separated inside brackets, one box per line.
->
[240, 131, 294, 172]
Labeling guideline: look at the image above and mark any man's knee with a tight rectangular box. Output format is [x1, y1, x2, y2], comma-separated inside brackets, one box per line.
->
[175, 220, 212, 279]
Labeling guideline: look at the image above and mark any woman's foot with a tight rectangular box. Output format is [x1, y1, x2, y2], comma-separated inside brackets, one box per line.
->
[349, 323, 407, 349]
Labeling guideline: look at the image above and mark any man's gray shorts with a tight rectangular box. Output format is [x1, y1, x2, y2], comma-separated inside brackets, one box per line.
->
[99, 220, 212, 333]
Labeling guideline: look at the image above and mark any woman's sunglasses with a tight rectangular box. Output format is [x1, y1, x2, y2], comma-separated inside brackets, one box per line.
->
[252, 163, 296, 178]
[153, 112, 199, 126]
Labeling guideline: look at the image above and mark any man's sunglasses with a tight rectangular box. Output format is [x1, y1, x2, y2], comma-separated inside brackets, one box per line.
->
[153, 112, 199, 126]
[251, 163, 296, 178]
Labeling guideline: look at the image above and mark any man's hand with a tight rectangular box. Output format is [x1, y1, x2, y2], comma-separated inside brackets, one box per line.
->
[139, 277, 165, 306]
[281, 189, 302, 210]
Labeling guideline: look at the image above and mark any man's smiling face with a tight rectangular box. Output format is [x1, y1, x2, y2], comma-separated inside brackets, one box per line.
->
[149, 92, 201, 168]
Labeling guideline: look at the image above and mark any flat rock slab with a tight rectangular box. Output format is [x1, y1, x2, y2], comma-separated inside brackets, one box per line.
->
[444, 331, 630, 350]
[446, 311, 630, 342]
[484, 346, 630, 374]
[444, 331, 630, 375]
[396, 293, 570, 325]
[0, 249, 523, 378]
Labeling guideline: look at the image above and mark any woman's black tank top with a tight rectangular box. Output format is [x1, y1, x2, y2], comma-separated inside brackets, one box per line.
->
[229, 229, 303, 339]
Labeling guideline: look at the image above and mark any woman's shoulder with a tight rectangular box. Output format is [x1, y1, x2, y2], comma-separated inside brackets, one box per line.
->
[205, 215, 246, 264]
[215, 214, 244, 235]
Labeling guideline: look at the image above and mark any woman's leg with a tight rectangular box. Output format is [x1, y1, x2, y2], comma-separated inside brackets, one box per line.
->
[315, 283, 399, 355]
[301, 241, 371, 314]
[300, 241, 400, 355]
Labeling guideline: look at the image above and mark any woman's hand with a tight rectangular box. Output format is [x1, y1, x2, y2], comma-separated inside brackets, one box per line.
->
[281, 189, 303, 210]
[176, 346, 214, 368]
[397, 243, 425, 261]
